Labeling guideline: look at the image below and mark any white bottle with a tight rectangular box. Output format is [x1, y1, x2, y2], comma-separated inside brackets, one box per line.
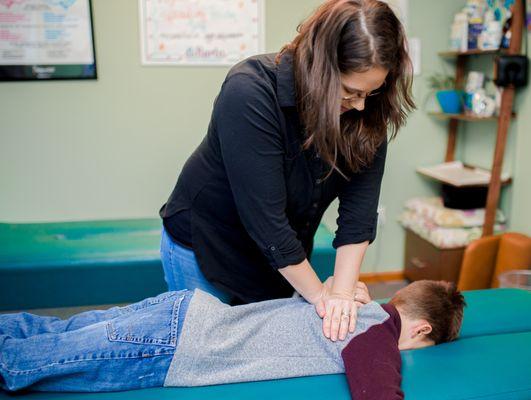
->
[450, 12, 469, 52]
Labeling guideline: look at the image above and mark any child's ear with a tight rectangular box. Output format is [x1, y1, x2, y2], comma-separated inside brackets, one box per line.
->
[411, 321, 432, 338]
[417, 322, 432, 337]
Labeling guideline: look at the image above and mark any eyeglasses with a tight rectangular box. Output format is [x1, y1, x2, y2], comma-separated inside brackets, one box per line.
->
[341, 89, 383, 105]
[340, 82, 385, 106]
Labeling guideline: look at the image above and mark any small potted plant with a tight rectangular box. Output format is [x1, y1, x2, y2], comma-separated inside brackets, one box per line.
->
[427, 73, 464, 114]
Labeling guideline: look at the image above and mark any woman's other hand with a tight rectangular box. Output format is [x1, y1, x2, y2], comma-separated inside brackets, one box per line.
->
[353, 281, 371, 306]
[323, 277, 372, 305]
[319, 278, 372, 341]
[322, 292, 357, 341]
[311, 276, 336, 318]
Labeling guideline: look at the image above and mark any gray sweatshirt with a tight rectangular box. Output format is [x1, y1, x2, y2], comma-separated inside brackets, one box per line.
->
[164, 289, 390, 387]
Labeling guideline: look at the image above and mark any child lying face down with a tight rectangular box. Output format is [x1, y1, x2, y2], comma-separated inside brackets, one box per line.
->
[0, 280, 465, 398]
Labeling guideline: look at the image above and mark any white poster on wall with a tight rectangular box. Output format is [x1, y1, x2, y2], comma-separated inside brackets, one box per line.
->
[139, 0, 265, 66]
[0, 0, 94, 66]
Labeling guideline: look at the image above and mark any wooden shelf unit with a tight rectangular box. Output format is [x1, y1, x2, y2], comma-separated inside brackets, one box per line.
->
[404, 1, 526, 284]
[429, 0, 525, 237]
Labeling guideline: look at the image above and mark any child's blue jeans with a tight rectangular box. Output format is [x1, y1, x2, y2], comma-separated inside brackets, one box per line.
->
[0, 290, 192, 392]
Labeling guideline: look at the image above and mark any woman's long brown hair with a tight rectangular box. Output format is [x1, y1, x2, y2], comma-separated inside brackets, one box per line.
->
[277, 0, 415, 178]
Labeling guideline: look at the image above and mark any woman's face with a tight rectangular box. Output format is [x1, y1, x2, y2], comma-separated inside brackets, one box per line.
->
[339, 66, 388, 114]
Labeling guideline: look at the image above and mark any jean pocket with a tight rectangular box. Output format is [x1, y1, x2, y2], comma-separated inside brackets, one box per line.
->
[106, 292, 185, 347]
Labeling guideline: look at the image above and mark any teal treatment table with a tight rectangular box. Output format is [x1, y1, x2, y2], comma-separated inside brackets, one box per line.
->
[0, 288, 530, 399]
[0, 219, 336, 311]
[1, 219, 530, 398]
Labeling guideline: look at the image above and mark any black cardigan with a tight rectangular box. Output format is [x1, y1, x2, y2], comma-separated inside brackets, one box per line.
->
[160, 51, 387, 304]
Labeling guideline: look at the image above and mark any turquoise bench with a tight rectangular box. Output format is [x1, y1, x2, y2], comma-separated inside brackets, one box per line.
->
[1, 288, 529, 399]
[0, 219, 336, 311]
[2, 220, 530, 398]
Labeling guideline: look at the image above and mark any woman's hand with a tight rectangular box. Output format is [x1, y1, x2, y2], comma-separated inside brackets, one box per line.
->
[316, 278, 373, 341]
[311, 276, 338, 318]
[353, 281, 372, 306]
[322, 292, 357, 341]
[323, 277, 372, 306]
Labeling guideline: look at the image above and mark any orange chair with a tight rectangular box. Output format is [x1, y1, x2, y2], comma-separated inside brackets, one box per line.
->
[458, 232, 531, 290]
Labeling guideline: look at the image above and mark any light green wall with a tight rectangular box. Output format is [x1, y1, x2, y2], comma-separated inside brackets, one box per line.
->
[1, 0, 529, 273]
[511, 67, 531, 234]
[0, 0, 320, 222]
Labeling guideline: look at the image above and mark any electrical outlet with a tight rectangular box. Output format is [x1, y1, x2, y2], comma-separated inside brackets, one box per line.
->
[377, 205, 386, 226]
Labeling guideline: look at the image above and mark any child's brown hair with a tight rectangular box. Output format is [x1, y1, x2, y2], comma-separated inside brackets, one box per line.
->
[389, 280, 466, 344]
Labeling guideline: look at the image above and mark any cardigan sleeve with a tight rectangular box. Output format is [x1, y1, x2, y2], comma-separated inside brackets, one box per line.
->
[333, 140, 387, 248]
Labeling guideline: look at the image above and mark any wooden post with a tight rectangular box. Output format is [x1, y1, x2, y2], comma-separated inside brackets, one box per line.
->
[483, 0, 524, 236]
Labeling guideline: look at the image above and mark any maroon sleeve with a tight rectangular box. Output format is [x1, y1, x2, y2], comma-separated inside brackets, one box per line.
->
[340, 303, 404, 400]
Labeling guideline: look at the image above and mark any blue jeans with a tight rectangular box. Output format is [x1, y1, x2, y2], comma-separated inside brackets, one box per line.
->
[0, 290, 192, 392]
[160, 227, 231, 304]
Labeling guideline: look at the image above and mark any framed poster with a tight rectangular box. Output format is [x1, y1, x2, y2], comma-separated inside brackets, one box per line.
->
[0, 0, 97, 81]
[139, 0, 265, 66]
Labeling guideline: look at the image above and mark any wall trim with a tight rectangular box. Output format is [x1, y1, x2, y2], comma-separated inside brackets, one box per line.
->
[359, 271, 405, 283]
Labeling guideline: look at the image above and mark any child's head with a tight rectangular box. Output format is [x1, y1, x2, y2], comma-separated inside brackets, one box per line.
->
[389, 280, 466, 350]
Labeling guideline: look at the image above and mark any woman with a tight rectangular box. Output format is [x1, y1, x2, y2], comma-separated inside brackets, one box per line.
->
[159, 0, 414, 342]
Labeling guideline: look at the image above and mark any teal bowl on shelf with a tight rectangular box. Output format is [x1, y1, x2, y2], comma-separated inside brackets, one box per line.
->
[436, 90, 464, 114]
